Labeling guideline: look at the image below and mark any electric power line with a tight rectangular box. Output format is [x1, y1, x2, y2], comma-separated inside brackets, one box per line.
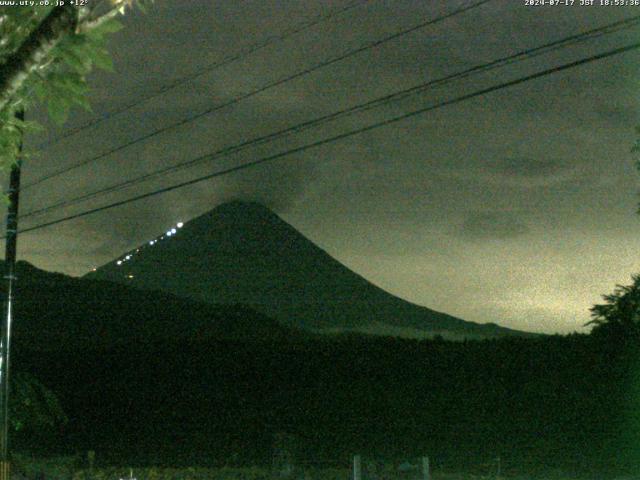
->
[22, 0, 493, 191]
[36, 0, 370, 151]
[12, 40, 640, 238]
[20, 13, 640, 221]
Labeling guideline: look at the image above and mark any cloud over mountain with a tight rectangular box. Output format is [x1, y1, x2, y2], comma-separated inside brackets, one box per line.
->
[459, 211, 530, 240]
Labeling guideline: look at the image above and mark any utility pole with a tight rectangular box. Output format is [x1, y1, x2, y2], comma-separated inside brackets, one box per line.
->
[0, 108, 23, 480]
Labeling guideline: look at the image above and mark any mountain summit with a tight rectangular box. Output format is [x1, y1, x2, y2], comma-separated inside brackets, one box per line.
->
[85, 201, 531, 339]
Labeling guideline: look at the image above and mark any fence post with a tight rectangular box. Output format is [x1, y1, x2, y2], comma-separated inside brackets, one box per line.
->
[353, 455, 362, 480]
[421, 456, 430, 480]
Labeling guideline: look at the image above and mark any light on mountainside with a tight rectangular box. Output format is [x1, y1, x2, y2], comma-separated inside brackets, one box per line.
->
[113, 220, 184, 266]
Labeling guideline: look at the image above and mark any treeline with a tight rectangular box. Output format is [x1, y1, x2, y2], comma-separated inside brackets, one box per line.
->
[11, 330, 640, 478]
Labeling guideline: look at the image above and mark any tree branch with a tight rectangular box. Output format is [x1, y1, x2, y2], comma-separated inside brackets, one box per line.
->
[75, 7, 121, 34]
[76, 0, 136, 34]
[0, 5, 78, 114]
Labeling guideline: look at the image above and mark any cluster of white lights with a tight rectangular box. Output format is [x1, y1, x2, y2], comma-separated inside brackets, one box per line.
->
[115, 221, 184, 267]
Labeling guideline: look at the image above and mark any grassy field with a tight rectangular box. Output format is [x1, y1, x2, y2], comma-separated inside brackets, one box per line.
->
[10, 457, 640, 480]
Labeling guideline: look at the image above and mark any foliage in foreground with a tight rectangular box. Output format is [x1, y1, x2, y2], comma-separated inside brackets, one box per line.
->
[10, 371, 67, 435]
[12, 463, 637, 480]
[0, 1, 151, 173]
[588, 273, 640, 340]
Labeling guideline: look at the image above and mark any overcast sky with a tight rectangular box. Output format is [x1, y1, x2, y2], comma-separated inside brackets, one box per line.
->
[7, 0, 640, 334]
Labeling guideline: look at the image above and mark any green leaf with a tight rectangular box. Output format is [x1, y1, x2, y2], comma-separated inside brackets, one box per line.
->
[60, 47, 90, 72]
[91, 46, 114, 71]
[20, 120, 42, 133]
[62, 73, 89, 97]
[33, 79, 47, 101]
[71, 92, 93, 112]
[48, 96, 70, 125]
[87, 18, 124, 39]
[101, 18, 124, 33]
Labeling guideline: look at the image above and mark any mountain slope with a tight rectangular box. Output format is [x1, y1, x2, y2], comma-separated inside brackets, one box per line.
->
[1, 260, 294, 352]
[85, 201, 532, 339]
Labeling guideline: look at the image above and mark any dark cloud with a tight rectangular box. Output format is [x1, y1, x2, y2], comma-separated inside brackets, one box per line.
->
[9, 0, 640, 334]
[458, 211, 530, 241]
[213, 156, 317, 214]
[593, 101, 638, 127]
[489, 156, 566, 179]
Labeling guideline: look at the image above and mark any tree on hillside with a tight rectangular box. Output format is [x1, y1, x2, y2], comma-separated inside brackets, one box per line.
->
[591, 128, 640, 339]
[634, 128, 640, 213]
[10, 372, 66, 437]
[0, 0, 151, 173]
[587, 274, 640, 339]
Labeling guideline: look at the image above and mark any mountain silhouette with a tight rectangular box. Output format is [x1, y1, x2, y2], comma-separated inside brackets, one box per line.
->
[0, 260, 294, 351]
[86, 201, 533, 339]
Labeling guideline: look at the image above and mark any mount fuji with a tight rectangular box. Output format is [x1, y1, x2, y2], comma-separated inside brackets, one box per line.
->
[85, 201, 533, 340]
